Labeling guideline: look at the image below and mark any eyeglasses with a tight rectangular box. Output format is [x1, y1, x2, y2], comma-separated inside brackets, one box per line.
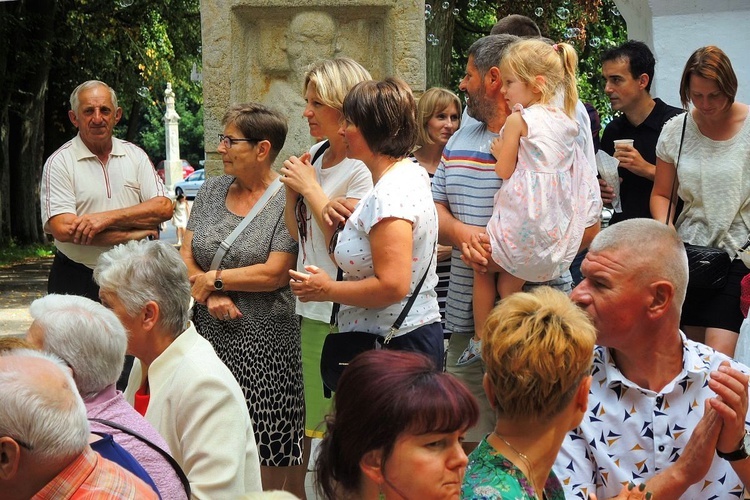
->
[218, 134, 261, 149]
[296, 196, 310, 261]
[4, 436, 33, 451]
[328, 223, 344, 255]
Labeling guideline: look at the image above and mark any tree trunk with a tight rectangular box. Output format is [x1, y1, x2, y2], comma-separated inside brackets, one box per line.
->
[425, 0, 457, 88]
[126, 99, 142, 143]
[0, 107, 9, 246]
[8, 0, 56, 244]
[0, 1, 20, 245]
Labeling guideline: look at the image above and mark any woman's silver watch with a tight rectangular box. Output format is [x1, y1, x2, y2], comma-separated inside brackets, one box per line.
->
[214, 269, 224, 291]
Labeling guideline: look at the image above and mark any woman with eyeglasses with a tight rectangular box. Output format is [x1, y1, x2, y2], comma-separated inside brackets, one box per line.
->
[180, 103, 305, 494]
[289, 78, 444, 371]
[279, 58, 373, 468]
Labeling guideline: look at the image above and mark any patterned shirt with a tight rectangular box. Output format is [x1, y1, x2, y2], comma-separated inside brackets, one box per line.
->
[463, 438, 566, 499]
[335, 159, 440, 335]
[553, 334, 748, 499]
[432, 122, 504, 333]
[409, 155, 451, 334]
[33, 446, 158, 499]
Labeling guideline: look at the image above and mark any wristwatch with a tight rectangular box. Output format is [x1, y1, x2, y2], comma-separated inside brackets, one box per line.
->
[213, 269, 224, 292]
[717, 431, 750, 461]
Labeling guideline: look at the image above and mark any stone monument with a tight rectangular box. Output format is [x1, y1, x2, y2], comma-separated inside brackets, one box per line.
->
[163, 82, 182, 191]
[200, 1, 426, 174]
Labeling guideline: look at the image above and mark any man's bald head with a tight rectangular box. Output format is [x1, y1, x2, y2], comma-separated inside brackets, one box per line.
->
[589, 218, 689, 308]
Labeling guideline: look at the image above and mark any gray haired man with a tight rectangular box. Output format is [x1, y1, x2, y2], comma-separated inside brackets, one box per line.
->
[0, 349, 157, 498]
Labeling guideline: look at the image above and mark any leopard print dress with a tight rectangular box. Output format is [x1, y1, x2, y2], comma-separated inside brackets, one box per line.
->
[188, 175, 303, 466]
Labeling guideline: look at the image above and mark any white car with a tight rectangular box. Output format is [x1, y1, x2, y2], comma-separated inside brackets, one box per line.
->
[174, 169, 205, 199]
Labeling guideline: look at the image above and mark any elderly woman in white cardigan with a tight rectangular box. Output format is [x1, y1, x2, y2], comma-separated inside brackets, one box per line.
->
[94, 239, 262, 499]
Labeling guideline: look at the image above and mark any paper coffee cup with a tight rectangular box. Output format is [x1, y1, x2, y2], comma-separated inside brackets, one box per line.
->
[613, 139, 634, 149]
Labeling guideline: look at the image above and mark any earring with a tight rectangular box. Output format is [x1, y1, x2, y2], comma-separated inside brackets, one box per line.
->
[379, 484, 386, 500]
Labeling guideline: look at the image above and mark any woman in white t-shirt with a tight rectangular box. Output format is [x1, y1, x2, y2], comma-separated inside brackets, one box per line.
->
[279, 58, 373, 461]
[289, 78, 443, 370]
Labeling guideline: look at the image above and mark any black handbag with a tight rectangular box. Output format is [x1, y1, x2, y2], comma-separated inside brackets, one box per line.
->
[320, 330, 384, 397]
[683, 244, 731, 289]
[666, 115, 732, 290]
[320, 260, 432, 397]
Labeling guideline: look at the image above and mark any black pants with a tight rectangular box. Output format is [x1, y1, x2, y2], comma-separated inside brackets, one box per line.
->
[48, 251, 100, 301]
[47, 250, 133, 390]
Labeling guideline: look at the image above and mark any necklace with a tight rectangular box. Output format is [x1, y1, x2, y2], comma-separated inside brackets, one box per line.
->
[493, 431, 544, 500]
[374, 159, 400, 184]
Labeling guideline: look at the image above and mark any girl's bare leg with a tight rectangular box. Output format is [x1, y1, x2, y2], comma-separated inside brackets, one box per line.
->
[473, 270, 498, 341]
[496, 268, 526, 302]
[456, 270, 497, 366]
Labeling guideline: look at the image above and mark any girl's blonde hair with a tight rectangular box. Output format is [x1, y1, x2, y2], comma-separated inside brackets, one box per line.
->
[416, 87, 462, 146]
[501, 38, 578, 117]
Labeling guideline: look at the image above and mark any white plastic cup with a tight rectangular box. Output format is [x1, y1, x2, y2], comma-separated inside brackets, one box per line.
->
[613, 139, 634, 150]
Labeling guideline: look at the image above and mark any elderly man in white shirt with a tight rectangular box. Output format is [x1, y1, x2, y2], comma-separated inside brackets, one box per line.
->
[41, 80, 172, 301]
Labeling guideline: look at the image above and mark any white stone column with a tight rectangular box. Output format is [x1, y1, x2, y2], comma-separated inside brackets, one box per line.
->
[615, 0, 750, 106]
[164, 82, 182, 192]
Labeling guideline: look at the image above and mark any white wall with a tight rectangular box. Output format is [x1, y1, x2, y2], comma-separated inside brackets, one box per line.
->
[615, 0, 750, 107]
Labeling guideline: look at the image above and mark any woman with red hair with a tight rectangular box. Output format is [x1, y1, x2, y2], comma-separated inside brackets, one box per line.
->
[316, 350, 478, 499]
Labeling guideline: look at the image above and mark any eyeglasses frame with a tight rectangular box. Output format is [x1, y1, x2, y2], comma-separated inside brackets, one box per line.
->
[218, 133, 263, 149]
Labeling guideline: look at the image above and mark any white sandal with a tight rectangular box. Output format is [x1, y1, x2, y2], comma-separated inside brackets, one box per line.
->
[456, 337, 482, 366]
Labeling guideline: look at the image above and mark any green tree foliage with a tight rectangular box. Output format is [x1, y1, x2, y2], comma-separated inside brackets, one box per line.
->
[426, 0, 627, 122]
[138, 95, 205, 168]
[45, 0, 203, 159]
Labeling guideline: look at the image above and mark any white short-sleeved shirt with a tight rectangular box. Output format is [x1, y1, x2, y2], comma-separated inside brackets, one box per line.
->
[41, 134, 167, 267]
[334, 159, 441, 336]
[295, 141, 373, 322]
[656, 109, 750, 257]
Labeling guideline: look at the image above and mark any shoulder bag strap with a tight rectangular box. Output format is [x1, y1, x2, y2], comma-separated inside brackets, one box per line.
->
[329, 267, 345, 331]
[385, 252, 433, 341]
[210, 177, 284, 270]
[329, 243, 436, 340]
[311, 140, 330, 166]
[89, 417, 191, 498]
[296, 140, 331, 245]
[296, 140, 331, 227]
[665, 114, 688, 226]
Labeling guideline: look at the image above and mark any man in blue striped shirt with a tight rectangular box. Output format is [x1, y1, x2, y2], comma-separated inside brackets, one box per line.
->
[433, 34, 575, 449]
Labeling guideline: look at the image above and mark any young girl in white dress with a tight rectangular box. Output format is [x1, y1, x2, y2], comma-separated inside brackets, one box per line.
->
[172, 193, 190, 246]
[459, 39, 599, 365]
